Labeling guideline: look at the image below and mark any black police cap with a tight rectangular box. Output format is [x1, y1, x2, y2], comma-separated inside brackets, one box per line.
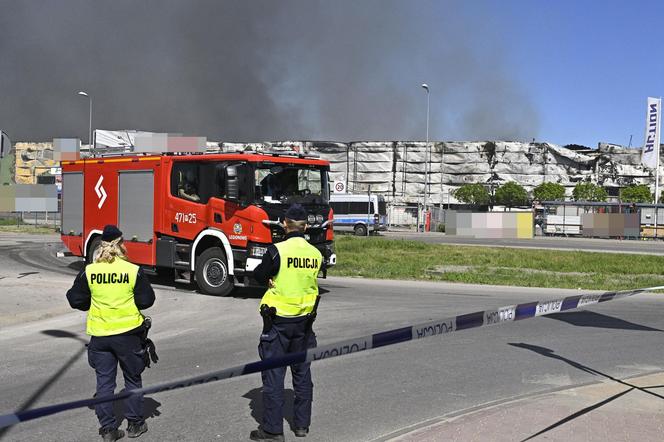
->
[101, 225, 123, 242]
[284, 204, 307, 221]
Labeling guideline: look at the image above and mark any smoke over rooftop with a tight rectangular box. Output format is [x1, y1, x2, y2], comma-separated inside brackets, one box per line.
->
[0, 0, 539, 142]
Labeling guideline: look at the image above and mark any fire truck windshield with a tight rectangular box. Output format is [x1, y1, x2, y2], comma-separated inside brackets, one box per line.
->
[255, 164, 329, 205]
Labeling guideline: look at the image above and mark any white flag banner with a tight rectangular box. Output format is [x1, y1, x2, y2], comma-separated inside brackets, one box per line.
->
[642, 97, 662, 169]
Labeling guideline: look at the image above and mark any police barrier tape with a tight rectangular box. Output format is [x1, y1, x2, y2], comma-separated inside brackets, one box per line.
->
[1, 285, 662, 429]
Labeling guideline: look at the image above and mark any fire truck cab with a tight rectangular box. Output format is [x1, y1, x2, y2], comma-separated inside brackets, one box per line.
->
[60, 151, 336, 296]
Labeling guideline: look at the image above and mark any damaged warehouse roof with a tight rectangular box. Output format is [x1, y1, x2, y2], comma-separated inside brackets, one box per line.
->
[7, 130, 664, 205]
[210, 139, 663, 204]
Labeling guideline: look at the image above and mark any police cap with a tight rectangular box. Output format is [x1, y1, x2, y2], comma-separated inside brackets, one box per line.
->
[101, 224, 123, 242]
[284, 203, 307, 221]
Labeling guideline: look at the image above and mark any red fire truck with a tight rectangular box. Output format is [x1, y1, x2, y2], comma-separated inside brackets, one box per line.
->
[60, 151, 336, 296]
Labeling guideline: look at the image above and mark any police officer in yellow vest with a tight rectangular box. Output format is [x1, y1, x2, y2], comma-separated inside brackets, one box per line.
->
[66, 225, 155, 441]
[250, 204, 323, 442]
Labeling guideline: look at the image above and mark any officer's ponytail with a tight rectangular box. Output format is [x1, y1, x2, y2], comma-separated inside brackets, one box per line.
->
[284, 219, 307, 233]
[94, 237, 128, 263]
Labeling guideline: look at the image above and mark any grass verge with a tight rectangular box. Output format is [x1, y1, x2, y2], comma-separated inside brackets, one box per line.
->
[0, 218, 22, 225]
[0, 225, 59, 234]
[329, 236, 664, 291]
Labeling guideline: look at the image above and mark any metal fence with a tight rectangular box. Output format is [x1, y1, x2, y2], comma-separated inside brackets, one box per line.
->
[0, 211, 61, 229]
[540, 201, 664, 239]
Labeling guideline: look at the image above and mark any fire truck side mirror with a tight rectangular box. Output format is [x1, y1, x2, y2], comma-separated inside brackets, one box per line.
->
[226, 165, 240, 201]
[225, 163, 252, 206]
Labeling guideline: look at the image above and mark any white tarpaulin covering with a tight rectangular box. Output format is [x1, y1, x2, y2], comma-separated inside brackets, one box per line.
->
[95, 130, 142, 150]
[89, 131, 664, 205]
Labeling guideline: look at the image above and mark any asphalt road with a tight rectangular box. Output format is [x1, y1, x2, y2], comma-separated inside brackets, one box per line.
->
[382, 231, 664, 255]
[1, 235, 664, 441]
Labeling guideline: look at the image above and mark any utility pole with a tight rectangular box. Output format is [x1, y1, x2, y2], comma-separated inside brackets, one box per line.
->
[77, 91, 93, 151]
[421, 83, 430, 232]
[367, 185, 372, 237]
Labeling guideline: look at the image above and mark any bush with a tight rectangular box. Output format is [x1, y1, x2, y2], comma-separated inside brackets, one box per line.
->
[453, 183, 490, 205]
[495, 182, 528, 209]
[620, 184, 652, 203]
[436, 223, 445, 232]
[572, 182, 607, 202]
[533, 182, 565, 201]
[0, 217, 20, 226]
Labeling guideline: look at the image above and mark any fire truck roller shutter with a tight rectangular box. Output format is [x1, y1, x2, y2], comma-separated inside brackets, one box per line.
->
[62, 172, 84, 236]
[118, 170, 154, 242]
[190, 229, 235, 276]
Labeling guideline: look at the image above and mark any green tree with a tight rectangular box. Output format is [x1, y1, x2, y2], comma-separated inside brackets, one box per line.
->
[453, 183, 490, 205]
[533, 182, 566, 201]
[572, 182, 607, 202]
[620, 184, 652, 203]
[495, 181, 529, 210]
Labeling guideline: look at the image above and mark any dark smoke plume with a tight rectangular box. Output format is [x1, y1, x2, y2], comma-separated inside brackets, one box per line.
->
[0, 0, 539, 142]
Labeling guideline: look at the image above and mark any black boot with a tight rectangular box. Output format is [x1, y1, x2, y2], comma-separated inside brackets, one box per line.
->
[127, 421, 148, 438]
[293, 427, 309, 437]
[249, 428, 285, 441]
[99, 427, 124, 441]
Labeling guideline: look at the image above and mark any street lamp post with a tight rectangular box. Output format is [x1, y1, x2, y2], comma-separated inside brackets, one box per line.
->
[421, 83, 430, 232]
[77, 91, 93, 152]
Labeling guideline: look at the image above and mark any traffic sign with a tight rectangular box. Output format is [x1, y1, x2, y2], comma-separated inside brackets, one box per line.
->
[334, 181, 346, 193]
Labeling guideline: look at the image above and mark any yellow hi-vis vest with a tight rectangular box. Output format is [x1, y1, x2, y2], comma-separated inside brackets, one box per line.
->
[85, 258, 142, 336]
[260, 237, 322, 317]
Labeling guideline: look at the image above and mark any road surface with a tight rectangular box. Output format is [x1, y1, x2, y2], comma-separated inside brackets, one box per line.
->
[1, 234, 663, 441]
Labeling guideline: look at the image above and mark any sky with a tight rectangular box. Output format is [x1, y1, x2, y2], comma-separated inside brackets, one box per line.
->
[0, 0, 662, 148]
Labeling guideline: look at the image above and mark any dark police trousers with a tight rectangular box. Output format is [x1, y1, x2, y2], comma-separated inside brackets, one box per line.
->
[87, 333, 146, 430]
[258, 317, 317, 434]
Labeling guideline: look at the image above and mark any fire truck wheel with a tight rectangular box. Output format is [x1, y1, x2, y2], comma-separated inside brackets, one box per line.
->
[86, 237, 102, 264]
[354, 224, 367, 236]
[195, 248, 234, 296]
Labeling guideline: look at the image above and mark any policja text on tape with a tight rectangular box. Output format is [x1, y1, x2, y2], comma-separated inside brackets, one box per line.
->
[0, 285, 661, 430]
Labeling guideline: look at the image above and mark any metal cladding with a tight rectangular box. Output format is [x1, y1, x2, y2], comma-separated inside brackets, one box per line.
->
[210, 140, 664, 204]
[12, 135, 664, 204]
[14, 142, 58, 184]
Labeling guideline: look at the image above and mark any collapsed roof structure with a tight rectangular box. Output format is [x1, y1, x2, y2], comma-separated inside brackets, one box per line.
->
[207, 140, 661, 205]
[12, 130, 664, 206]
